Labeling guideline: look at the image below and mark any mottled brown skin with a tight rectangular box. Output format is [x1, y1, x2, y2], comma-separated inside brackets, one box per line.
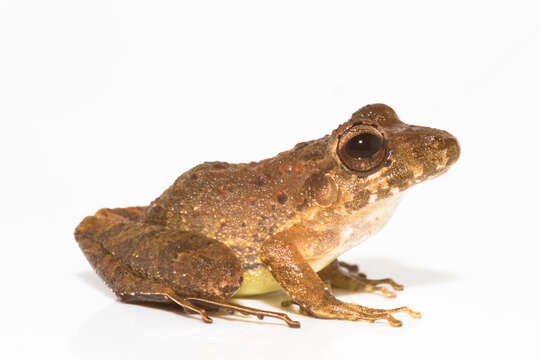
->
[76, 208, 242, 300]
[75, 104, 460, 327]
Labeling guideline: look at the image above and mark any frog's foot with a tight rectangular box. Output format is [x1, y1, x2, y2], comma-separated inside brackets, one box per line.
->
[186, 297, 300, 328]
[341, 260, 404, 298]
[282, 299, 420, 327]
[121, 290, 299, 327]
[119, 290, 216, 323]
[159, 292, 214, 323]
[319, 260, 403, 298]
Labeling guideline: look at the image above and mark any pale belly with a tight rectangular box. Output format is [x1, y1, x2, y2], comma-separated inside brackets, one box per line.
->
[234, 194, 403, 297]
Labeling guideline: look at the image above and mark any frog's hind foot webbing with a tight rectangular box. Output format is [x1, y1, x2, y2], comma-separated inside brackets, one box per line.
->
[185, 297, 301, 328]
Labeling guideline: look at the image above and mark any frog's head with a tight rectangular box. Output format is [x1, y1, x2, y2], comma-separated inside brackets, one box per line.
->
[322, 104, 460, 209]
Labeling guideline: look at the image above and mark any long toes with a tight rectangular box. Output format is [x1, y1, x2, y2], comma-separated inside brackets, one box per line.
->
[386, 280, 404, 291]
[385, 315, 403, 327]
[364, 284, 397, 298]
[368, 278, 404, 291]
[250, 309, 301, 328]
[353, 310, 402, 327]
[199, 310, 214, 323]
[283, 316, 301, 328]
[188, 298, 301, 328]
[183, 306, 214, 323]
[411, 311, 422, 319]
[403, 308, 422, 319]
[388, 306, 422, 319]
[355, 305, 421, 321]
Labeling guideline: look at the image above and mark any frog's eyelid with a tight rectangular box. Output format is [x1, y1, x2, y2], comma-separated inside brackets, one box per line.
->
[340, 123, 385, 141]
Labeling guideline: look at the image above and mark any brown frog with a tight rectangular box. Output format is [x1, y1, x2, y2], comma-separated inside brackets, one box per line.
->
[75, 104, 460, 328]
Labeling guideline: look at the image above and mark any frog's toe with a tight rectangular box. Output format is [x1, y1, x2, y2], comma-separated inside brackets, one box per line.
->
[360, 278, 404, 298]
[342, 303, 421, 326]
[364, 284, 398, 298]
[340, 261, 404, 292]
[295, 300, 420, 327]
[320, 260, 405, 298]
[187, 297, 301, 328]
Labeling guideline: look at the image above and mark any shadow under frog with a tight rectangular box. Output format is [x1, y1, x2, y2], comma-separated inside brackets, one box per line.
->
[75, 104, 460, 327]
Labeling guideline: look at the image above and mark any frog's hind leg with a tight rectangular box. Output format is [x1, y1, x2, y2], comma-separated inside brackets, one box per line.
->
[185, 298, 301, 328]
[318, 260, 404, 298]
[121, 291, 300, 327]
[122, 291, 216, 323]
[75, 214, 299, 327]
[75, 217, 212, 322]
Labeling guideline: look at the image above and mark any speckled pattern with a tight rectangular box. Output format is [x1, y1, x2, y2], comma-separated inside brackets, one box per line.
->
[75, 104, 459, 327]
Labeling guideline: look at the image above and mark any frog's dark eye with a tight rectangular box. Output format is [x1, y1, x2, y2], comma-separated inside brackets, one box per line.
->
[338, 125, 387, 173]
[345, 133, 383, 158]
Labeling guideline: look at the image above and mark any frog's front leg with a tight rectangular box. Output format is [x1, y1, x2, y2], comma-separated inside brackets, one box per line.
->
[261, 229, 420, 327]
[318, 260, 404, 298]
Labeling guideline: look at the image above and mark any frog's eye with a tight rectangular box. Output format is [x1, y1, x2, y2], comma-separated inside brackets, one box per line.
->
[338, 125, 387, 173]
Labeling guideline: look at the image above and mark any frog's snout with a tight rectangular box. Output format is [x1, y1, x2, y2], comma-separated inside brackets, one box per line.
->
[420, 129, 460, 178]
[391, 126, 460, 183]
[436, 130, 460, 167]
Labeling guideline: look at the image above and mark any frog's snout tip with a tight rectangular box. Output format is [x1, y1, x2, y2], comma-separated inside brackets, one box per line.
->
[442, 132, 460, 166]
[427, 129, 460, 168]
[412, 128, 460, 180]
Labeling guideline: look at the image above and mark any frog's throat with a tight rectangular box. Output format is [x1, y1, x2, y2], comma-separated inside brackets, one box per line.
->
[234, 194, 404, 297]
[306, 193, 403, 272]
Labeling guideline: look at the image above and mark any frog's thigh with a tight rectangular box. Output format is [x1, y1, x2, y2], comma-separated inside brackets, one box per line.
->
[75, 225, 172, 301]
[75, 215, 243, 301]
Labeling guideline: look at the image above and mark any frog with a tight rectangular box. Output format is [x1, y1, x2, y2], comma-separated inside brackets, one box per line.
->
[75, 103, 460, 328]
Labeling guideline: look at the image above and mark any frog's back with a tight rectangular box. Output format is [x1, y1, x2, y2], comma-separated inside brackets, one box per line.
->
[140, 160, 307, 244]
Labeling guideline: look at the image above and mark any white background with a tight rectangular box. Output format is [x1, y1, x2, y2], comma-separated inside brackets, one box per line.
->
[1, 1, 539, 359]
